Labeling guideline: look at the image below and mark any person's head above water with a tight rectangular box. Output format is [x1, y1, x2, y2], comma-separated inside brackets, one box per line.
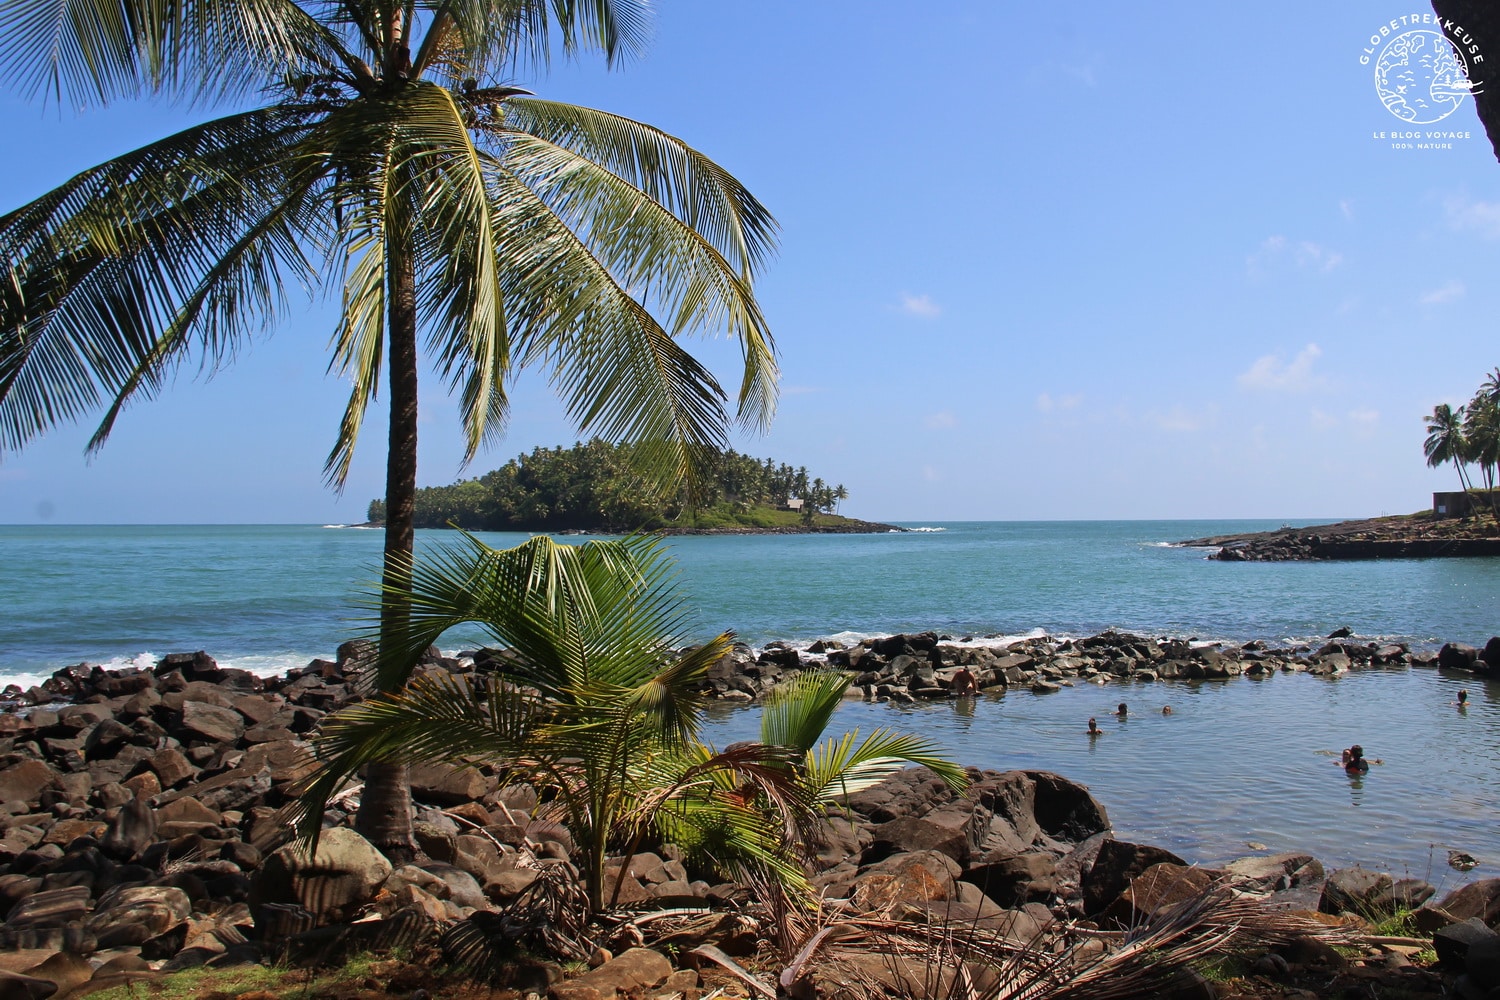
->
[1459, 689, 1469, 704]
[1350, 744, 1363, 758]
[1087, 717, 1101, 733]
[1116, 703, 1128, 716]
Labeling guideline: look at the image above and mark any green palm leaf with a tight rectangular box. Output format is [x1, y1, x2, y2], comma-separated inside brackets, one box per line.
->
[803, 728, 968, 803]
[759, 670, 852, 754]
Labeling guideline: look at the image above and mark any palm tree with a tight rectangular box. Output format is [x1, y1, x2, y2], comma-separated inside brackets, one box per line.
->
[0, 0, 777, 859]
[1464, 393, 1500, 523]
[1424, 402, 1473, 497]
[296, 532, 807, 914]
[1482, 367, 1500, 407]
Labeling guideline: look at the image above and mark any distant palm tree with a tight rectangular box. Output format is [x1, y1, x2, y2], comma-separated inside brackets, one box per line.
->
[1464, 394, 1500, 522]
[1483, 367, 1500, 405]
[1425, 403, 1473, 496]
[0, 0, 777, 859]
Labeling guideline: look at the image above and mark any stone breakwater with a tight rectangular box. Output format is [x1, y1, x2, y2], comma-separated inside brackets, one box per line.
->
[697, 629, 1500, 703]
[0, 642, 1498, 998]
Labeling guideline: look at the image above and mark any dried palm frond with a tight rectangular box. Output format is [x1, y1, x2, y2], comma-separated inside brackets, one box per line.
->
[441, 848, 596, 976]
[836, 879, 1352, 1000]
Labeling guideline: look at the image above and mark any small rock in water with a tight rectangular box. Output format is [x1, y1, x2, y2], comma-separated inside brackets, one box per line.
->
[1247, 841, 1269, 851]
[1449, 850, 1480, 871]
[1327, 626, 1353, 639]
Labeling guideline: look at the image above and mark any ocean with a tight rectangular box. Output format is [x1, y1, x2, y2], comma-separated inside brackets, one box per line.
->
[3, 520, 1498, 881]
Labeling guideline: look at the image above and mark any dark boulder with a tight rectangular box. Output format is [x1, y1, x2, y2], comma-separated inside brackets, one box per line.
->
[1318, 866, 1394, 917]
[1439, 642, 1480, 672]
[1026, 771, 1109, 842]
[961, 851, 1058, 907]
[100, 795, 157, 861]
[1082, 839, 1186, 916]
[1099, 863, 1220, 928]
[1434, 917, 1499, 973]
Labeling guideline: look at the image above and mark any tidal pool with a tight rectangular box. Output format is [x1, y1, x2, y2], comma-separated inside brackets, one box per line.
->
[703, 664, 1496, 891]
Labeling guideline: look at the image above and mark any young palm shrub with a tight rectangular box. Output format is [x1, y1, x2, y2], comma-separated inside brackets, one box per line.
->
[293, 531, 805, 915]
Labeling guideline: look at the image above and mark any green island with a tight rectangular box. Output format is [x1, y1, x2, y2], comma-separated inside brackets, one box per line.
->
[366, 440, 902, 534]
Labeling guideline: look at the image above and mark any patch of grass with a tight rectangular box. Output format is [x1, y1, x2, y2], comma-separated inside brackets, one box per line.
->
[1190, 954, 1251, 983]
[1370, 909, 1417, 937]
[84, 950, 428, 1000]
[85, 964, 285, 1000]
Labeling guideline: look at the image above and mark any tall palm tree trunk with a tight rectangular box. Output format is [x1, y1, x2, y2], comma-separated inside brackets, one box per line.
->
[354, 238, 420, 864]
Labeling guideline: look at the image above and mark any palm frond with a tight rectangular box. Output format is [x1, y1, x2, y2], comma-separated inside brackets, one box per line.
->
[804, 730, 969, 803]
[291, 669, 546, 844]
[412, 0, 652, 82]
[0, 0, 343, 106]
[760, 670, 852, 753]
[492, 101, 778, 432]
[0, 105, 331, 455]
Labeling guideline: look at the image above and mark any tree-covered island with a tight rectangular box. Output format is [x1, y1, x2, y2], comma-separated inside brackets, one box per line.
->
[366, 440, 901, 533]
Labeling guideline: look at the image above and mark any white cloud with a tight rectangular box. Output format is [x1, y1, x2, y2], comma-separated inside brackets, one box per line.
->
[1445, 195, 1500, 239]
[1145, 405, 1213, 433]
[923, 410, 957, 430]
[1237, 343, 1324, 392]
[899, 293, 941, 319]
[1035, 392, 1082, 413]
[1247, 236, 1343, 277]
[1420, 280, 1465, 305]
[1307, 408, 1377, 432]
[1339, 199, 1355, 222]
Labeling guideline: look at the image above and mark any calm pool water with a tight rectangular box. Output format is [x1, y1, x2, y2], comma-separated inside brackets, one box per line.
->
[704, 663, 1496, 889]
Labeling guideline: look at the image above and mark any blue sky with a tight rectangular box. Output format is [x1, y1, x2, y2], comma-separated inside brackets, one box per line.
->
[2, 1, 1498, 523]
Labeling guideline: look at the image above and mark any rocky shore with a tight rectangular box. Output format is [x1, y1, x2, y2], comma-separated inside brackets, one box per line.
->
[698, 628, 1500, 703]
[1179, 512, 1500, 561]
[1, 638, 1498, 999]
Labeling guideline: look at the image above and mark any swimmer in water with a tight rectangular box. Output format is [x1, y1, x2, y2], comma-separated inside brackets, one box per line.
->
[1457, 689, 1469, 708]
[1087, 717, 1103, 736]
[952, 667, 979, 697]
[1341, 745, 1370, 773]
[1115, 702, 1128, 718]
[1161, 706, 1173, 715]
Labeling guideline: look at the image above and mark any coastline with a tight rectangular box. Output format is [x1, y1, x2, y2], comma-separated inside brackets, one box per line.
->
[357, 515, 907, 535]
[0, 642, 1486, 1000]
[1179, 511, 1500, 561]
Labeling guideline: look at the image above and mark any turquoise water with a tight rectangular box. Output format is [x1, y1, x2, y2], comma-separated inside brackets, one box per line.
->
[4, 521, 1497, 679]
[2, 521, 1498, 879]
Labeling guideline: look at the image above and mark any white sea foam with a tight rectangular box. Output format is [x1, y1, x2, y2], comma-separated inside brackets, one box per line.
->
[906, 526, 947, 533]
[760, 626, 1054, 661]
[0, 649, 331, 694]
